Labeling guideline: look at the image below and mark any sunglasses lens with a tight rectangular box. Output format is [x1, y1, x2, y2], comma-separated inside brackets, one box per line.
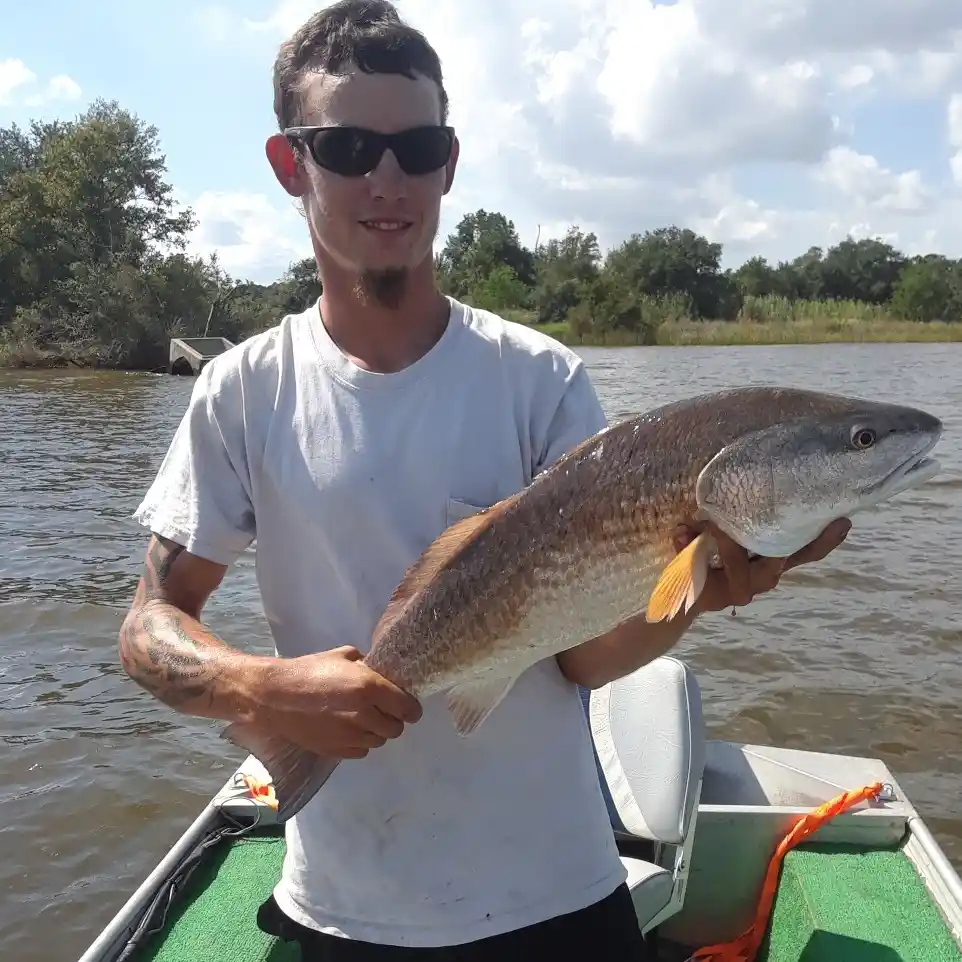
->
[309, 128, 382, 176]
[308, 127, 452, 176]
[392, 127, 453, 175]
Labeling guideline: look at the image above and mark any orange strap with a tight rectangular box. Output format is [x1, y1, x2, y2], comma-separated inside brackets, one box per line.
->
[688, 780, 884, 962]
[241, 773, 279, 810]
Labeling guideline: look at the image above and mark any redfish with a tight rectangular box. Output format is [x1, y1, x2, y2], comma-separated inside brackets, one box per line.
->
[223, 386, 943, 821]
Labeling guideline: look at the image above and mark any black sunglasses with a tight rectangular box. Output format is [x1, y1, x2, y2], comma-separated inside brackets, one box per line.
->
[284, 124, 455, 177]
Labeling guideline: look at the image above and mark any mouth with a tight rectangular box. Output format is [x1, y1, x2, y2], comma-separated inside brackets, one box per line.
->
[868, 433, 942, 496]
[360, 220, 413, 234]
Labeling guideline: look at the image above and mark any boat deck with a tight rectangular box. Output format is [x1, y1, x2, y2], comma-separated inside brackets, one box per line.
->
[129, 828, 962, 962]
[759, 842, 961, 962]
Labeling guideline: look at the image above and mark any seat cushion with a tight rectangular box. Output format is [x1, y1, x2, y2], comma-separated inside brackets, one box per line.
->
[620, 855, 673, 929]
[583, 656, 705, 844]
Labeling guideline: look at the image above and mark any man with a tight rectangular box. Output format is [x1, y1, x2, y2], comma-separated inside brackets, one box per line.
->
[118, 2, 850, 960]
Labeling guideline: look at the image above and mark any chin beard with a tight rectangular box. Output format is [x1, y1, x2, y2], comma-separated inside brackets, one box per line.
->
[354, 267, 409, 310]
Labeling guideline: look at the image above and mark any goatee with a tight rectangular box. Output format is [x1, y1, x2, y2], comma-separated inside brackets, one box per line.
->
[354, 267, 409, 310]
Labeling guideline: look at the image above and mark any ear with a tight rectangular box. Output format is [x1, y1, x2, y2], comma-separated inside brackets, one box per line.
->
[442, 134, 460, 196]
[266, 133, 307, 198]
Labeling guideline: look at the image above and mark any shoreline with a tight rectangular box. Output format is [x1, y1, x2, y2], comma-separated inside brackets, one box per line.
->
[3, 317, 961, 372]
[523, 319, 962, 348]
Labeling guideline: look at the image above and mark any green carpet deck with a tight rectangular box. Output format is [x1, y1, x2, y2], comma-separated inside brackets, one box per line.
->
[136, 830, 296, 962]
[757, 843, 962, 962]
[130, 831, 962, 962]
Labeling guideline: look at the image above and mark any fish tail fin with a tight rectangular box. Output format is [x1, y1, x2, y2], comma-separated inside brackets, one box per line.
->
[646, 530, 713, 623]
[221, 722, 341, 823]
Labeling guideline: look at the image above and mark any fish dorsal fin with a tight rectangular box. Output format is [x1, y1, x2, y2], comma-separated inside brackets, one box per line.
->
[371, 503, 509, 645]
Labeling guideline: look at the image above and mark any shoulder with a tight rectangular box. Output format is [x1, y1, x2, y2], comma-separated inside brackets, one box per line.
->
[458, 300, 586, 379]
[451, 299, 608, 469]
[194, 305, 310, 407]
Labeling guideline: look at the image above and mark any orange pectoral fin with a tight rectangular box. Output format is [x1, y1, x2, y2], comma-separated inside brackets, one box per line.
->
[646, 531, 712, 622]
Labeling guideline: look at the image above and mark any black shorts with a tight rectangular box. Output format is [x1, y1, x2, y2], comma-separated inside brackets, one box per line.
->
[257, 882, 653, 961]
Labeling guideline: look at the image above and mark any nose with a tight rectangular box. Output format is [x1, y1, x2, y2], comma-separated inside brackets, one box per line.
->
[366, 148, 408, 201]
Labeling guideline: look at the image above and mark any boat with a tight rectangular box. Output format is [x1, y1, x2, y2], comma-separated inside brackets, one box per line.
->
[76, 654, 962, 962]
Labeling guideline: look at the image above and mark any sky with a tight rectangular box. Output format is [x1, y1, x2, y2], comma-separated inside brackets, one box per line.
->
[4, 0, 962, 285]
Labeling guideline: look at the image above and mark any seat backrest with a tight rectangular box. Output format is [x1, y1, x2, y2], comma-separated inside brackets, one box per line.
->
[582, 655, 705, 845]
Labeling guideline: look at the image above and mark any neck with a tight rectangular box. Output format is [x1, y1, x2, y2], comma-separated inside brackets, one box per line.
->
[315, 255, 450, 374]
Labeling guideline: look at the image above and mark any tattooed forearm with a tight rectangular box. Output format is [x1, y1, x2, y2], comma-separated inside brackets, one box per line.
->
[119, 534, 262, 722]
[120, 605, 225, 711]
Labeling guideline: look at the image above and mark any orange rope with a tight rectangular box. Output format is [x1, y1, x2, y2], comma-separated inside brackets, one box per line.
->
[241, 773, 278, 810]
[687, 780, 884, 962]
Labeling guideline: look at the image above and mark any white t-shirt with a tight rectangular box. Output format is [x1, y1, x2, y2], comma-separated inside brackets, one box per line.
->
[133, 296, 626, 947]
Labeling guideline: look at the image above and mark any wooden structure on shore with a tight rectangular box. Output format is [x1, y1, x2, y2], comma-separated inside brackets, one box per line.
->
[168, 337, 234, 375]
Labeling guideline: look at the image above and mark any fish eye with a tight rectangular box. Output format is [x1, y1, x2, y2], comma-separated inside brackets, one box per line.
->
[851, 426, 876, 449]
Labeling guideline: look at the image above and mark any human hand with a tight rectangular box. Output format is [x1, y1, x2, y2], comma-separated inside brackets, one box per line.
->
[258, 645, 422, 760]
[674, 518, 852, 616]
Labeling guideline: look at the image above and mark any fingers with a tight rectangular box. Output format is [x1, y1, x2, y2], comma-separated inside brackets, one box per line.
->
[750, 556, 787, 596]
[366, 672, 423, 724]
[672, 525, 697, 552]
[333, 645, 364, 662]
[785, 518, 851, 570]
[353, 703, 406, 741]
[322, 711, 395, 754]
[329, 647, 422, 723]
[711, 528, 755, 606]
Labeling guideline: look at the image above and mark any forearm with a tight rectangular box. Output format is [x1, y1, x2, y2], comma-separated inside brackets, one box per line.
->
[118, 599, 275, 723]
[556, 606, 700, 690]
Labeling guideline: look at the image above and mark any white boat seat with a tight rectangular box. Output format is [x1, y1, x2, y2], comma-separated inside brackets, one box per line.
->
[582, 655, 706, 933]
[619, 853, 674, 930]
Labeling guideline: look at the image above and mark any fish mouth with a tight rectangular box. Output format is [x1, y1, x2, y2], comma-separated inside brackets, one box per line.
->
[865, 434, 942, 499]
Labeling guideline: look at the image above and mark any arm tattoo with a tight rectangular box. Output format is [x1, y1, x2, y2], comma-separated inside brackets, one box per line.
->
[142, 535, 187, 603]
[120, 535, 229, 713]
[132, 609, 220, 710]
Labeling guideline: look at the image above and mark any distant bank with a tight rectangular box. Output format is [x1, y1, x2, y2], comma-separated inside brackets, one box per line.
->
[527, 317, 962, 348]
[2, 316, 961, 372]
[503, 308, 962, 348]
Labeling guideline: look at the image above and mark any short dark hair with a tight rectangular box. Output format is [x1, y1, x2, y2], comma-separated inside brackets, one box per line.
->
[272, 0, 449, 130]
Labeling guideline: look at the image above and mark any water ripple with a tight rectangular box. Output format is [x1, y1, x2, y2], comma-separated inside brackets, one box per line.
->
[1, 348, 962, 960]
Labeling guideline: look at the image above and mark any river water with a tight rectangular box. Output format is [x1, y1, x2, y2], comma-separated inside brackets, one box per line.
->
[2, 342, 961, 960]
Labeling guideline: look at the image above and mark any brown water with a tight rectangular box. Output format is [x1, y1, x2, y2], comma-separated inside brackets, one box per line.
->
[2, 343, 961, 961]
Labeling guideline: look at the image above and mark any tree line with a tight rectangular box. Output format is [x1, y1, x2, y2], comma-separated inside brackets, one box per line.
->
[1, 101, 959, 369]
[436, 210, 962, 343]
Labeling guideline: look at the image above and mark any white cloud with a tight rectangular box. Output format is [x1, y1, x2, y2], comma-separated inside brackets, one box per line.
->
[0, 59, 36, 104]
[183, 190, 312, 279]
[949, 93, 962, 186]
[0, 59, 81, 108]
[189, 0, 962, 280]
[815, 147, 932, 213]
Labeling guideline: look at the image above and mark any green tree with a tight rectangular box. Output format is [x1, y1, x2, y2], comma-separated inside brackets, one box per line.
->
[437, 209, 536, 300]
[0, 99, 194, 321]
[781, 246, 826, 300]
[532, 226, 601, 325]
[733, 256, 781, 298]
[603, 226, 731, 318]
[890, 255, 962, 322]
[820, 238, 906, 303]
[0, 100, 217, 367]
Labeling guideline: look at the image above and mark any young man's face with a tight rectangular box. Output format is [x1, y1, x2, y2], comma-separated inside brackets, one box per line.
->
[270, 65, 459, 296]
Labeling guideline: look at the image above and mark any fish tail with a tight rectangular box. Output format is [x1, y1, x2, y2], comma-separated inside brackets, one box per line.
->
[221, 721, 341, 822]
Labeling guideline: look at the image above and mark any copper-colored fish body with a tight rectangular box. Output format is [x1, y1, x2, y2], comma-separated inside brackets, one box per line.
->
[222, 386, 943, 820]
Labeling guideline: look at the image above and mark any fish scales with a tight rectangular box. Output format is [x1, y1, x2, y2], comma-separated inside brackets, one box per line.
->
[219, 385, 944, 821]
[364, 386, 882, 696]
